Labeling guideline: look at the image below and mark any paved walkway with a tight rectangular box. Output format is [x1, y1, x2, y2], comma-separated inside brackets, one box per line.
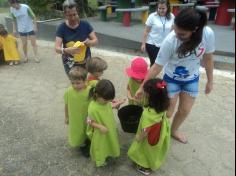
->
[88, 16, 235, 56]
[0, 41, 235, 176]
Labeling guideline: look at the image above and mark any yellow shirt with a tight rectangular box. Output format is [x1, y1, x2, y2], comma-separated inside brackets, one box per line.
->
[0, 35, 20, 61]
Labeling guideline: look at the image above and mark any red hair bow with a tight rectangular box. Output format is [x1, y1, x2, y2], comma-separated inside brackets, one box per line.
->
[156, 81, 167, 89]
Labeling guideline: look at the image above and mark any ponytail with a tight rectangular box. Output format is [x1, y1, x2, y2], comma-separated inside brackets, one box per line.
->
[88, 86, 96, 100]
[174, 8, 207, 58]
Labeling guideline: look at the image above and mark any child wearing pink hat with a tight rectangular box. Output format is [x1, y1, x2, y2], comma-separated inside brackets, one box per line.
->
[126, 57, 148, 106]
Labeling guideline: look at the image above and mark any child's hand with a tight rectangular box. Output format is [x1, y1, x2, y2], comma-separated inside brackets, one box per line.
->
[128, 96, 140, 103]
[99, 125, 108, 134]
[135, 87, 144, 100]
[112, 99, 126, 109]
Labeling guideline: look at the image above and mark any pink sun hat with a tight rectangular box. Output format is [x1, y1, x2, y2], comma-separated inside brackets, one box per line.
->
[126, 57, 148, 80]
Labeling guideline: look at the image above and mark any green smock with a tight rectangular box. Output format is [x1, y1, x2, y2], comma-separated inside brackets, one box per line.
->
[128, 108, 170, 170]
[87, 100, 120, 167]
[128, 78, 147, 106]
[64, 86, 91, 147]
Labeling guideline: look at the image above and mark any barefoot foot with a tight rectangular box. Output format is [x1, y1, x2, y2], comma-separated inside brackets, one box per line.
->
[171, 131, 188, 144]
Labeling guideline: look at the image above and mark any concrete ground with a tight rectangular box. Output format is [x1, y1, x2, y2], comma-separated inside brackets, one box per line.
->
[0, 40, 235, 176]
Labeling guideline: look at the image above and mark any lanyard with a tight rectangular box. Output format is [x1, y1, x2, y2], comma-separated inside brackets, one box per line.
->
[159, 16, 166, 33]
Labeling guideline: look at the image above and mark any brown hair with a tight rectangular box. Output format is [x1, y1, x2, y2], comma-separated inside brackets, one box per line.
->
[86, 57, 108, 74]
[156, 0, 171, 20]
[174, 8, 207, 58]
[8, 0, 19, 4]
[89, 79, 115, 101]
[68, 66, 87, 81]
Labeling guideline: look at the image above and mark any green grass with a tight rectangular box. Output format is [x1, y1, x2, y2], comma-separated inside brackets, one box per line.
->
[0, 7, 9, 14]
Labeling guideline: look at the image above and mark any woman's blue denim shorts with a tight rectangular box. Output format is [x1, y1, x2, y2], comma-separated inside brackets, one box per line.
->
[164, 75, 199, 98]
[19, 31, 35, 36]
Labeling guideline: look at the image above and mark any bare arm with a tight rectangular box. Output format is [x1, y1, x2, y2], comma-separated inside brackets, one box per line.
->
[203, 53, 214, 94]
[55, 36, 63, 54]
[33, 16, 38, 32]
[55, 36, 85, 55]
[141, 26, 151, 52]
[135, 63, 163, 98]
[127, 85, 139, 103]
[12, 19, 17, 33]
[83, 31, 98, 47]
[89, 121, 108, 134]
[135, 130, 148, 141]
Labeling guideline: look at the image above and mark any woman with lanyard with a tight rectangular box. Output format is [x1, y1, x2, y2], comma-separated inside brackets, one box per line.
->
[141, 0, 175, 66]
[55, 0, 98, 75]
[136, 8, 215, 144]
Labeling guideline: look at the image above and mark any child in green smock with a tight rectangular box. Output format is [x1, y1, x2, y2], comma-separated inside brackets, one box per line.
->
[125, 57, 148, 106]
[86, 79, 123, 167]
[86, 57, 108, 87]
[64, 66, 91, 157]
[128, 78, 171, 175]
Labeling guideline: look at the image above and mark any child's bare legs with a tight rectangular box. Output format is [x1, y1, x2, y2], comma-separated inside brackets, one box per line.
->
[168, 92, 196, 144]
[29, 35, 39, 63]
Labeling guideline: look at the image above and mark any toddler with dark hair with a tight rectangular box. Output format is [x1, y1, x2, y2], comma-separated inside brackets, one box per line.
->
[86, 79, 122, 167]
[128, 78, 171, 175]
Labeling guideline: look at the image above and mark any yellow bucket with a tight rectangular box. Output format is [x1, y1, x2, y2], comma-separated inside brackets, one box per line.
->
[66, 41, 87, 62]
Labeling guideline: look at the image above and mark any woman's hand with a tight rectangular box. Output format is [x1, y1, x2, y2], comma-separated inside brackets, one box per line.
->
[141, 43, 146, 53]
[205, 81, 213, 94]
[34, 25, 38, 32]
[64, 47, 81, 55]
[83, 38, 90, 47]
[135, 87, 144, 100]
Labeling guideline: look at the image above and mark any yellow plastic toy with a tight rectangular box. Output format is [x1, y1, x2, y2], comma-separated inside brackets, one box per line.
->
[73, 41, 87, 62]
[65, 41, 87, 62]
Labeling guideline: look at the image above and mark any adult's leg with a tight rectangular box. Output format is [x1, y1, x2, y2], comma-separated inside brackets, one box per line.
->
[29, 34, 39, 63]
[145, 43, 159, 66]
[20, 36, 28, 62]
[167, 94, 179, 119]
[171, 92, 196, 143]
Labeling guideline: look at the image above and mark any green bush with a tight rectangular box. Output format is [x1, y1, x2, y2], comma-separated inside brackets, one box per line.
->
[0, 0, 8, 7]
[20, 0, 97, 20]
[20, 0, 63, 20]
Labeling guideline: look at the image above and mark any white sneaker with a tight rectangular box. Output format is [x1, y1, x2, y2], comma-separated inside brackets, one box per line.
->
[136, 165, 151, 175]
[9, 62, 13, 66]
